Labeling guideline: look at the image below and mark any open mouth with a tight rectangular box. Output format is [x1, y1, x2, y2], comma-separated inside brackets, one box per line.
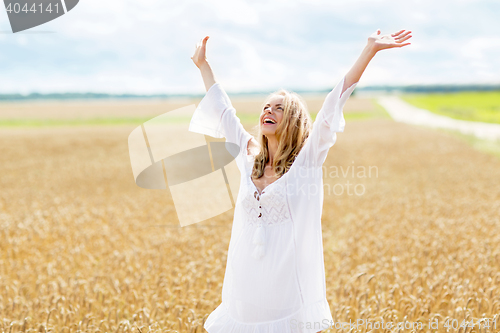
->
[263, 118, 277, 125]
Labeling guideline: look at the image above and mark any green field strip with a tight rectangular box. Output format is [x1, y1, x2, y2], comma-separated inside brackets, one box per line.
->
[0, 115, 196, 128]
[401, 91, 500, 124]
[0, 101, 388, 128]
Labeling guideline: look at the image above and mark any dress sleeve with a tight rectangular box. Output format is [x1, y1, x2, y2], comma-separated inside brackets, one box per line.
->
[304, 75, 357, 167]
[188, 82, 254, 157]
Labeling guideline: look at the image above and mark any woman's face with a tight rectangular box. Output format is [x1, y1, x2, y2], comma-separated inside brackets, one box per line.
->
[260, 95, 284, 136]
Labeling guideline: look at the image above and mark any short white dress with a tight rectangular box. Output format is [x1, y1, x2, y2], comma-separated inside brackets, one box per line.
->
[188, 76, 357, 333]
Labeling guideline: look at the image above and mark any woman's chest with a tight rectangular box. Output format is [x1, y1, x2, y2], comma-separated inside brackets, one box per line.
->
[240, 174, 291, 226]
[250, 172, 280, 195]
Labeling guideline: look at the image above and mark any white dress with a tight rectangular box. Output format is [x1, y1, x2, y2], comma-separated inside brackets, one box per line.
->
[188, 76, 357, 333]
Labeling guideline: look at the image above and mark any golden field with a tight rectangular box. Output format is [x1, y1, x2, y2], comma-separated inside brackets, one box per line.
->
[0, 96, 499, 332]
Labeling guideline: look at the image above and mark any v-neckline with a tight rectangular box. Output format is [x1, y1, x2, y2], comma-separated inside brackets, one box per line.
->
[249, 173, 284, 197]
[245, 134, 310, 196]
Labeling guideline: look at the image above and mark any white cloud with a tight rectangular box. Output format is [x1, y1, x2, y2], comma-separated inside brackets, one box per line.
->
[461, 37, 500, 61]
[211, 0, 259, 25]
[0, 0, 499, 94]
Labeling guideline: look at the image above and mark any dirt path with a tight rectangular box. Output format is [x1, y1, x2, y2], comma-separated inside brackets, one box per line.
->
[377, 96, 500, 141]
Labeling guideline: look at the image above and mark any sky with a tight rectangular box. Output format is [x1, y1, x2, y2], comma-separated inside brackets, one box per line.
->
[0, 0, 499, 95]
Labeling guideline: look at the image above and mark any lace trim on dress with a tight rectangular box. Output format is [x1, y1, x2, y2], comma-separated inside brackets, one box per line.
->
[242, 171, 292, 259]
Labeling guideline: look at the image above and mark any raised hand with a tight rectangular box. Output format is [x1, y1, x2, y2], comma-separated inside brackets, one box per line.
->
[191, 36, 210, 69]
[192, 36, 216, 91]
[367, 29, 412, 53]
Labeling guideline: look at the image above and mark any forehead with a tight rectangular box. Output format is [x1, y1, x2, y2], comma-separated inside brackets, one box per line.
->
[264, 95, 284, 105]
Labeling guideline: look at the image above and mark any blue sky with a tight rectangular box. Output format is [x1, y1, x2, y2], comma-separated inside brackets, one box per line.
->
[0, 0, 499, 94]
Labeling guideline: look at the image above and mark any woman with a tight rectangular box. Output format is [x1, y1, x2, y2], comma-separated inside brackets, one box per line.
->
[189, 29, 412, 333]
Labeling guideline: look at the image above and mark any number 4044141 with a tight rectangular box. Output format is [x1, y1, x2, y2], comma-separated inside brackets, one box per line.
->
[6, 3, 60, 14]
[443, 318, 497, 329]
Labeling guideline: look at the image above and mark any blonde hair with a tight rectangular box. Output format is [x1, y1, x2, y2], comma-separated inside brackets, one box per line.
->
[251, 89, 313, 180]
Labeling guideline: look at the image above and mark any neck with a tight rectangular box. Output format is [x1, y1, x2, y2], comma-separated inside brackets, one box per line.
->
[266, 135, 279, 165]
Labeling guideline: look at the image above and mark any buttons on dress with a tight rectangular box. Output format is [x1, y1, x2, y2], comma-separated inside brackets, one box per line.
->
[253, 188, 264, 219]
[254, 190, 260, 201]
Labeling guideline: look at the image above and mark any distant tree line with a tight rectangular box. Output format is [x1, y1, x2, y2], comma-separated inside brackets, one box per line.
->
[356, 84, 500, 93]
[0, 92, 205, 101]
[0, 85, 499, 101]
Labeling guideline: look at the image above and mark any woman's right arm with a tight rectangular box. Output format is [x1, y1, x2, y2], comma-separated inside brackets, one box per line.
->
[188, 36, 255, 156]
[191, 36, 216, 92]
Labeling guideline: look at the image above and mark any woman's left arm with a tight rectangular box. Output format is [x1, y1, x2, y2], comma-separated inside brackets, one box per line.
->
[342, 29, 413, 98]
[303, 29, 413, 168]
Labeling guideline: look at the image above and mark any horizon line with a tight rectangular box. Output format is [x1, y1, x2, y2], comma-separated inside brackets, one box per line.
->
[1, 83, 500, 101]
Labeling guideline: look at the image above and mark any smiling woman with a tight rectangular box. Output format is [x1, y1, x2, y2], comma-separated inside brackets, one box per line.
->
[188, 30, 412, 333]
[250, 89, 312, 194]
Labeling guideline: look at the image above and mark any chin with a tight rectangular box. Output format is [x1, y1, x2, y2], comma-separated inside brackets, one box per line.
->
[261, 127, 275, 134]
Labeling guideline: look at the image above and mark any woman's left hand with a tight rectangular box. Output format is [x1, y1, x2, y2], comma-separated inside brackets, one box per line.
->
[367, 29, 412, 53]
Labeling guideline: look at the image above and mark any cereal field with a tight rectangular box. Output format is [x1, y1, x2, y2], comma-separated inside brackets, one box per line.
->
[0, 96, 499, 332]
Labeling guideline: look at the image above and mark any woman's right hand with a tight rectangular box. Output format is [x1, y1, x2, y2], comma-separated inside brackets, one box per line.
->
[191, 36, 210, 68]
